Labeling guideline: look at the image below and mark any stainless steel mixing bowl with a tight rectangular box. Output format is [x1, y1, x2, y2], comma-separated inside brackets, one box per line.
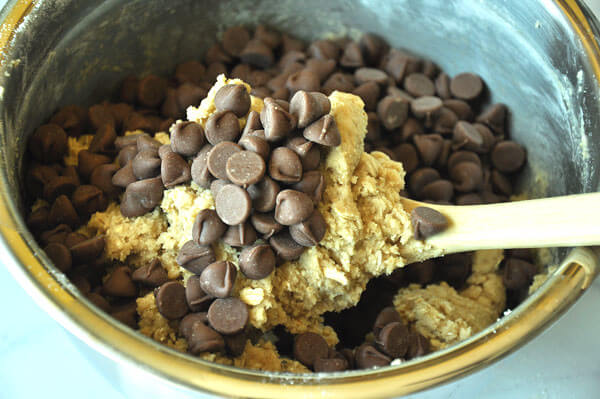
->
[0, 0, 599, 397]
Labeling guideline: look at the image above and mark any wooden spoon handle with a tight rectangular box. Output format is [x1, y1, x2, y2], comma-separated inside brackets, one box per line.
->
[401, 192, 600, 253]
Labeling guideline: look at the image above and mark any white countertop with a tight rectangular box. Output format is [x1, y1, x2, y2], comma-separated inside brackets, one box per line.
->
[2, 1, 600, 397]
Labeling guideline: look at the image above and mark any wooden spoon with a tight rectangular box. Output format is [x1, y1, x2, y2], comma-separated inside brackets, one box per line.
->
[400, 192, 600, 257]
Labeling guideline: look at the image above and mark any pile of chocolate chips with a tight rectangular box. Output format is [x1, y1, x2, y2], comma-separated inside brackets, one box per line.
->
[23, 23, 540, 372]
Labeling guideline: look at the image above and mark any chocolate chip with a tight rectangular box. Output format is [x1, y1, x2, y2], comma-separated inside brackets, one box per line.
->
[103, 266, 137, 297]
[314, 357, 348, 372]
[432, 107, 458, 134]
[506, 249, 533, 262]
[161, 151, 191, 188]
[204, 62, 228, 83]
[242, 110, 263, 136]
[456, 193, 484, 205]
[205, 43, 233, 65]
[503, 258, 537, 290]
[49, 195, 80, 229]
[215, 184, 252, 225]
[405, 259, 436, 285]
[268, 147, 303, 183]
[308, 39, 340, 61]
[215, 84, 251, 118]
[420, 179, 454, 202]
[285, 137, 321, 171]
[131, 258, 168, 287]
[72, 185, 108, 216]
[191, 144, 214, 188]
[404, 73, 435, 97]
[137, 75, 168, 108]
[247, 176, 279, 213]
[78, 150, 111, 180]
[450, 73, 484, 101]
[491, 169, 513, 196]
[170, 121, 205, 157]
[110, 301, 138, 329]
[27, 206, 50, 233]
[44, 242, 72, 272]
[115, 134, 143, 150]
[240, 39, 275, 69]
[199, 261, 237, 298]
[377, 95, 409, 130]
[155, 281, 188, 320]
[476, 103, 507, 135]
[158, 144, 173, 159]
[175, 82, 206, 112]
[413, 133, 443, 166]
[383, 51, 419, 83]
[305, 58, 336, 83]
[175, 60, 205, 85]
[292, 170, 325, 204]
[450, 161, 483, 192]
[352, 81, 380, 112]
[210, 179, 229, 198]
[437, 252, 472, 287]
[409, 167, 440, 198]
[355, 343, 391, 369]
[205, 110, 241, 145]
[50, 105, 88, 137]
[269, 230, 305, 261]
[434, 72, 451, 99]
[208, 297, 248, 335]
[453, 121, 484, 152]
[251, 86, 272, 99]
[40, 224, 71, 246]
[26, 164, 58, 198]
[447, 150, 481, 171]
[444, 99, 474, 121]
[289, 209, 326, 247]
[185, 276, 213, 312]
[176, 240, 216, 275]
[491, 141, 526, 173]
[376, 321, 409, 358]
[322, 72, 355, 95]
[88, 103, 115, 131]
[207, 141, 242, 180]
[224, 331, 249, 357]
[90, 164, 120, 199]
[250, 212, 283, 239]
[225, 150, 266, 186]
[123, 112, 154, 133]
[293, 332, 329, 368]
[406, 331, 430, 359]
[373, 307, 402, 336]
[187, 320, 225, 355]
[340, 41, 364, 68]
[112, 162, 137, 188]
[393, 143, 419, 174]
[179, 312, 209, 338]
[411, 96, 443, 121]
[239, 244, 276, 280]
[222, 222, 257, 247]
[120, 75, 139, 104]
[260, 98, 298, 142]
[354, 67, 389, 86]
[400, 117, 423, 141]
[120, 176, 164, 217]
[70, 236, 105, 265]
[86, 292, 111, 312]
[303, 114, 341, 147]
[63, 232, 87, 249]
[411, 206, 448, 239]
[238, 134, 270, 160]
[192, 209, 226, 246]
[132, 148, 161, 179]
[222, 26, 251, 57]
[289, 91, 331, 128]
[275, 189, 314, 226]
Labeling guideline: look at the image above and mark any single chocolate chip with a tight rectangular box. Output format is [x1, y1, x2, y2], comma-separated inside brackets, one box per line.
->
[238, 134, 270, 161]
[131, 258, 168, 287]
[413, 134, 443, 166]
[227, 63, 252, 81]
[286, 137, 321, 171]
[40, 224, 72, 246]
[224, 331, 248, 357]
[314, 357, 348, 372]
[120, 176, 164, 217]
[260, 98, 297, 142]
[204, 62, 228, 84]
[44, 242, 72, 272]
[355, 343, 391, 369]
[188, 320, 225, 355]
[210, 179, 229, 198]
[242, 110, 263, 136]
[251, 86, 272, 99]
[109, 300, 138, 329]
[175, 82, 206, 112]
[27, 206, 50, 233]
[352, 81, 380, 112]
[289, 91, 331, 128]
[473, 123, 496, 154]
[158, 144, 173, 160]
[205, 110, 241, 145]
[450, 73, 484, 101]
[437, 252, 473, 287]
[132, 148, 161, 179]
[355, 67, 390, 86]
[222, 222, 257, 247]
[503, 258, 537, 290]
[49, 195, 80, 229]
[205, 43, 233, 65]
[411, 96, 443, 120]
[450, 161, 483, 192]
[185, 277, 213, 313]
[453, 121, 484, 152]
[377, 96, 409, 130]
[161, 151, 191, 188]
[155, 281, 188, 320]
[340, 41, 364, 68]
[137, 75, 167, 108]
[491, 141, 526, 173]
[176, 240, 216, 275]
[70, 236, 105, 265]
[405, 259, 437, 285]
[250, 212, 283, 239]
[179, 312, 209, 338]
[50, 105, 88, 137]
[359, 33, 388, 66]
[123, 112, 154, 133]
[78, 150, 111, 180]
[409, 168, 440, 198]
[308, 39, 340, 61]
[63, 232, 87, 249]
[175, 60, 205, 85]
[191, 144, 214, 188]
[286, 69, 320, 96]
[215, 184, 252, 226]
[506, 249, 534, 262]
[400, 117, 423, 141]
[88, 104, 116, 130]
[411, 206, 448, 239]
[247, 176, 279, 213]
[444, 99, 474, 121]
[293, 332, 329, 368]
[208, 297, 248, 335]
[215, 84, 251, 118]
[289, 209, 327, 247]
[447, 150, 481, 171]
[456, 193, 484, 205]
[322, 72, 355, 95]
[240, 39, 274, 69]
[90, 164, 120, 199]
[222, 26, 251, 57]
[269, 230, 305, 261]
[103, 266, 137, 297]
[86, 292, 111, 312]
[491, 169, 513, 196]
[476, 103, 507, 135]
[112, 162, 137, 188]
[199, 261, 237, 298]
[432, 107, 459, 135]
[26, 164, 59, 198]
[239, 244, 276, 280]
[275, 189, 314, 226]
[292, 170, 325, 204]
[72, 185, 108, 216]
[406, 331, 430, 359]
[376, 321, 410, 358]
[303, 114, 341, 147]
[206, 141, 242, 180]
[192, 209, 226, 246]
[373, 307, 402, 336]
[114, 134, 142, 150]
[88, 124, 117, 155]
[435, 72, 451, 99]
[383, 51, 416, 83]
[170, 121, 205, 157]
[404, 73, 435, 97]
[420, 179, 454, 202]
[268, 147, 303, 183]
[305, 58, 336, 83]
[225, 150, 266, 187]
[120, 75, 139, 104]
[393, 143, 419, 174]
